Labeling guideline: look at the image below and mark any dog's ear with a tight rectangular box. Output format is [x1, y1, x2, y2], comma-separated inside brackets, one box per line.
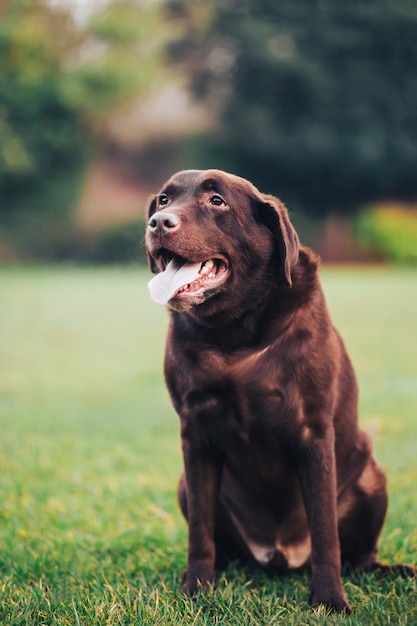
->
[256, 194, 300, 287]
[145, 195, 159, 273]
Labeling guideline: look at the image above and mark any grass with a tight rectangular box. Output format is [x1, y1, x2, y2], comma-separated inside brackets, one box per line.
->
[0, 264, 416, 625]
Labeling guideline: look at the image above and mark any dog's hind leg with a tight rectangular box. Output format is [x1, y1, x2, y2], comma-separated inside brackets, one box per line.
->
[339, 457, 416, 577]
[338, 456, 387, 569]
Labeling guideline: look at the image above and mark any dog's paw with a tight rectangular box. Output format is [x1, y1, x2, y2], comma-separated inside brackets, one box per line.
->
[309, 582, 352, 614]
[310, 591, 352, 614]
[180, 570, 218, 596]
[366, 563, 417, 578]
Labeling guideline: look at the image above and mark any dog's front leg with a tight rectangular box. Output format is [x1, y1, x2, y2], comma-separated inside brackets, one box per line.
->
[298, 428, 352, 614]
[181, 439, 222, 595]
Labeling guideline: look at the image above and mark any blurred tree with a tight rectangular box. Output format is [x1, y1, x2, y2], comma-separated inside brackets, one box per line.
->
[0, 0, 168, 255]
[172, 0, 417, 215]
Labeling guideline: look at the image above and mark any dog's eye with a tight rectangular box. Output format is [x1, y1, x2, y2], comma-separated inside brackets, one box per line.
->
[210, 195, 225, 207]
[159, 193, 169, 206]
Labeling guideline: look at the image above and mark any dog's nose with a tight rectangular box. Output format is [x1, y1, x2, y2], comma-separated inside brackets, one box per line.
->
[147, 212, 180, 234]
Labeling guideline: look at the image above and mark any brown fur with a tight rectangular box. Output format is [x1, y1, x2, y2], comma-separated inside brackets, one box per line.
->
[145, 169, 415, 614]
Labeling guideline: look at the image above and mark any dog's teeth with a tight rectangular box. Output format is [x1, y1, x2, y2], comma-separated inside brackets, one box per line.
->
[200, 259, 215, 275]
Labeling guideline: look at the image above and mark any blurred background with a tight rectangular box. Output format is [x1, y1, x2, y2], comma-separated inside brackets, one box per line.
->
[1, 4, 417, 620]
[1, 0, 417, 265]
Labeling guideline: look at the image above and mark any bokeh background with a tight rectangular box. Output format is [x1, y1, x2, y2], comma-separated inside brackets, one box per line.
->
[1, 0, 417, 265]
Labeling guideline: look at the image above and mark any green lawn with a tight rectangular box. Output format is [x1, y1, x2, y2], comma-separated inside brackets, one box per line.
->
[0, 265, 416, 625]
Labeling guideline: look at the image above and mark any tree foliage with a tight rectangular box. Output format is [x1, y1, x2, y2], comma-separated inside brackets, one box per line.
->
[175, 0, 417, 215]
[0, 0, 167, 234]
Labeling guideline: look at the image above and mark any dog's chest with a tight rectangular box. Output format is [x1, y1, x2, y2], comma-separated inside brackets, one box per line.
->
[181, 343, 295, 450]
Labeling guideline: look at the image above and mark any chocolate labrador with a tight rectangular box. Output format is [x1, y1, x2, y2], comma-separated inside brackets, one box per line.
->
[145, 169, 415, 613]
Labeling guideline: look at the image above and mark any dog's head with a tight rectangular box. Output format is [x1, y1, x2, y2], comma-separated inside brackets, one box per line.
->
[145, 169, 299, 319]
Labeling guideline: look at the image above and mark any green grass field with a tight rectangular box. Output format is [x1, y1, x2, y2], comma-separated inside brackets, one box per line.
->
[0, 265, 416, 625]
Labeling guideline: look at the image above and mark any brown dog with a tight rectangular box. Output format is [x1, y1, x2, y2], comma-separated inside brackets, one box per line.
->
[145, 169, 414, 613]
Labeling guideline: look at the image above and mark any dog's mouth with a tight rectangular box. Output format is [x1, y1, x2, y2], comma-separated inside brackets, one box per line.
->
[148, 254, 229, 306]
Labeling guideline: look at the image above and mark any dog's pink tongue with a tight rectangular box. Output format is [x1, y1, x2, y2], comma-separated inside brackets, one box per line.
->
[148, 259, 202, 305]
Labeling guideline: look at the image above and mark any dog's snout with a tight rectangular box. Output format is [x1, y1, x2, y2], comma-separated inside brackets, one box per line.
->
[148, 211, 180, 234]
